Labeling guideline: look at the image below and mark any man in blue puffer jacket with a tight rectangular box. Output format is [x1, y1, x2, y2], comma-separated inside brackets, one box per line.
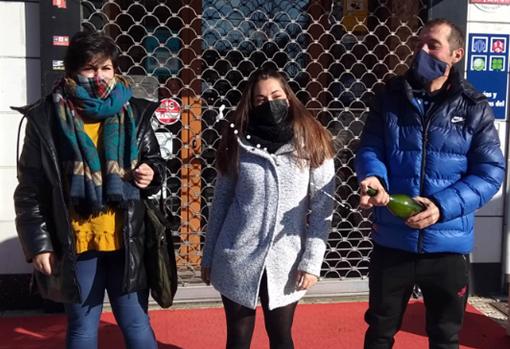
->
[355, 19, 505, 349]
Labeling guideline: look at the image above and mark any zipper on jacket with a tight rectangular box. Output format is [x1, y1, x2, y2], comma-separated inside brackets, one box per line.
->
[415, 95, 456, 253]
[407, 93, 429, 253]
[417, 124, 428, 253]
[122, 206, 131, 293]
[413, 96, 441, 253]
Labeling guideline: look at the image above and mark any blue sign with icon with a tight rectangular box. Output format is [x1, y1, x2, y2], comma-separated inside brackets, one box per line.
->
[467, 33, 509, 119]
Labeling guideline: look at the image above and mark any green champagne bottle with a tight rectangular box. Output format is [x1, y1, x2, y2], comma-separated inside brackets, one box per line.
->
[366, 187, 424, 219]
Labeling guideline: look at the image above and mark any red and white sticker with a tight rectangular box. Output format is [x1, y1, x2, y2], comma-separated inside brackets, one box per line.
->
[52, 0, 67, 9]
[53, 35, 69, 46]
[154, 98, 181, 125]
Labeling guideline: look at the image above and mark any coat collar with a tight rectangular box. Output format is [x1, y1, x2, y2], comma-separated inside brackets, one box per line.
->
[388, 68, 487, 105]
[238, 137, 295, 158]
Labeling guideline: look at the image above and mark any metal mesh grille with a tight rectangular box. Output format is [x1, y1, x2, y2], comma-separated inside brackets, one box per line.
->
[81, 0, 427, 286]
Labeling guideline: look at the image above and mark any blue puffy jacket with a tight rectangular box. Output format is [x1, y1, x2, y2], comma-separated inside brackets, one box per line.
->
[355, 73, 505, 254]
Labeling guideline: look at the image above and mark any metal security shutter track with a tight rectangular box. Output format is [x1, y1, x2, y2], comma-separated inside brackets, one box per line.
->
[81, 0, 427, 300]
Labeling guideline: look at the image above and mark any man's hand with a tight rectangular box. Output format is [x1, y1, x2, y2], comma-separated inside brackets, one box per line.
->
[359, 176, 390, 209]
[32, 252, 55, 276]
[405, 196, 440, 229]
[296, 271, 319, 291]
[133, 163, 154, 189]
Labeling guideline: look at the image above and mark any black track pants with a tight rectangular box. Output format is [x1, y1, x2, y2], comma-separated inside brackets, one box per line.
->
[364, 244, 469, 349]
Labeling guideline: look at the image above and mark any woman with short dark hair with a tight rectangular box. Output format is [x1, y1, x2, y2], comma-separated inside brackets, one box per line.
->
[14, 31, 163, 349]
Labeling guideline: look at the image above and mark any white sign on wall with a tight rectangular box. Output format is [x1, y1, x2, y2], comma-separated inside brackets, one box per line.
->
[468, 1, 510, 22]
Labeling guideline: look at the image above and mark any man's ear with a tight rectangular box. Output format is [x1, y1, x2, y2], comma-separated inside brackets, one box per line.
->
[452, 47, 464, 64]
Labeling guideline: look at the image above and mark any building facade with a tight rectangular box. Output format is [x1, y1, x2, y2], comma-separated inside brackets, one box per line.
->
[0, 0, 508, 309]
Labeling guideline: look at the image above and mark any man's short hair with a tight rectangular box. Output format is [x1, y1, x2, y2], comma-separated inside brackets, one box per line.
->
[423, 18, 465, 51]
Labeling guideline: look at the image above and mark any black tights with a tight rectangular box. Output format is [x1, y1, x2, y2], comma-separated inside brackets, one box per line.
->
[221, 272, 298, 349]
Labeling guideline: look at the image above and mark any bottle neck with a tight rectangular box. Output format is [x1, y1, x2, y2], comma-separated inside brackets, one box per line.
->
[366, 187, 377, 197]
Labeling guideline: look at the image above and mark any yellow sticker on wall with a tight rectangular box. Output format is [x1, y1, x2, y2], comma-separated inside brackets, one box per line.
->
[342, 0, 369, 33]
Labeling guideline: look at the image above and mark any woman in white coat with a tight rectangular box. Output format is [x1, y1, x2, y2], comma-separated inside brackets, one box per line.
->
[201, 68, 336, 349]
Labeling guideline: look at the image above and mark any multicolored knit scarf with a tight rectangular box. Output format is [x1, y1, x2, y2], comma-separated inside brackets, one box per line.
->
[53, 75, 140, 215]
[76, 74, 116, 99]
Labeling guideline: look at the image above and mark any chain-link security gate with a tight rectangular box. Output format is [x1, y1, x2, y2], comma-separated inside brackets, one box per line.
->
[81, 0, 427, 293]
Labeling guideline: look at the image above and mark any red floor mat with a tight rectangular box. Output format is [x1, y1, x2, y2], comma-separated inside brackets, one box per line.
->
[1, 301, 509, 348]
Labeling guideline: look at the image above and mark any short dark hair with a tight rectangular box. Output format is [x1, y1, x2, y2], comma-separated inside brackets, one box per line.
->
[64, 31, 119, 75]
[423, 18, 465, 51]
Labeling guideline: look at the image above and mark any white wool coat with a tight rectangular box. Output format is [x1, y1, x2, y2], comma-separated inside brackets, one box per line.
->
[201, 139, 335, 310]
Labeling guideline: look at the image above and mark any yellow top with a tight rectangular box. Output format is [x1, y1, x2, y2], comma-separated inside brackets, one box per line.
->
[71, 121, 123, 254]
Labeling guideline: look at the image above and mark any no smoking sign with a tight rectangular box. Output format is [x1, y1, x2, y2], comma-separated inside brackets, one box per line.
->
[155, 98, 181, 125]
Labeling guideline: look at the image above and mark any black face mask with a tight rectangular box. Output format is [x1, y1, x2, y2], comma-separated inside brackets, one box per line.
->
[246, 99, 293, 153]
[250, 99, 289, 126]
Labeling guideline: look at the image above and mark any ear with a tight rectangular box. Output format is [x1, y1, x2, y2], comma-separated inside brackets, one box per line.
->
[452, 47, 464, 64]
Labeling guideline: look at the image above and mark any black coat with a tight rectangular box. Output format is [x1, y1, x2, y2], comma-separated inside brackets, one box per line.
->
[14, 96, 165, 304]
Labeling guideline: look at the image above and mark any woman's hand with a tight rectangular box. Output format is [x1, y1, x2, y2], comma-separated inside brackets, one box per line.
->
[133, 163, 154, 189]
[201, 266, 211, 285]
[32, 252, 55, 276]
[296, 270, 319, 291]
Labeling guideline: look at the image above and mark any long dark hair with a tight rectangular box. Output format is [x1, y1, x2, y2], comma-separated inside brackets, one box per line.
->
[216, 68, 334, 176]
